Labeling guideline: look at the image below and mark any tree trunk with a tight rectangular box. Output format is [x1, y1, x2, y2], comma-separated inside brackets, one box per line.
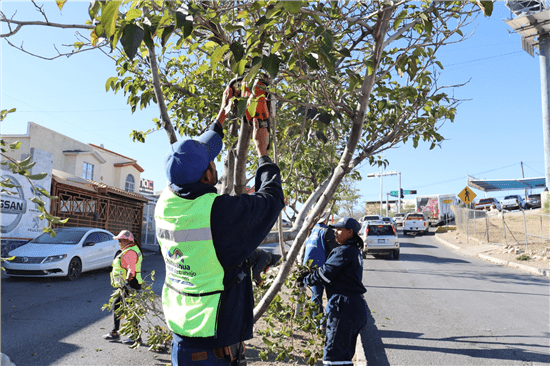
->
[146, 40, 177, 145]
[252, 5, 393, 322]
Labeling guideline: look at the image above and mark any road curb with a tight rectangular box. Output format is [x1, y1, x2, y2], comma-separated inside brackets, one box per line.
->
[435, 235, 550, 277]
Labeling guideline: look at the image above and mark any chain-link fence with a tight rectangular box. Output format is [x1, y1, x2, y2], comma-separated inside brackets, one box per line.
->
[454, 206, 550, 250]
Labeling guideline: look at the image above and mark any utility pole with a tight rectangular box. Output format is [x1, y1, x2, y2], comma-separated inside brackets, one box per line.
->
[505, 2, 550, 207]
[367, 170, 400, 216]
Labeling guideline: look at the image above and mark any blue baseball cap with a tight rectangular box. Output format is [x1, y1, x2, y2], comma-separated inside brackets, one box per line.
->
[329, 217, 363, 248]
[329, 217, 361, 233]
[164, 130, 223, 186]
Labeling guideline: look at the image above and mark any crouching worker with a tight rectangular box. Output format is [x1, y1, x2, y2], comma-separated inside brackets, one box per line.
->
[155, 85, 284, 365]
[104, 230, 143, 345]
[297, 217, 368, 365]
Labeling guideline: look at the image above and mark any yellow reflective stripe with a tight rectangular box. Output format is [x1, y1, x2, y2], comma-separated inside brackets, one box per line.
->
[157, 227, 212, 242]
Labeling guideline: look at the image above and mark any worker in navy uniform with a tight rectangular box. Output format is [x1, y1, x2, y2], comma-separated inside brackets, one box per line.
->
[302, 212, 337, 314]
[297, 217, 367, 365]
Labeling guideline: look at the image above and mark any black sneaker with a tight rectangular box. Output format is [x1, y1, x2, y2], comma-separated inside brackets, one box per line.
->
[103, 331, 120, 340]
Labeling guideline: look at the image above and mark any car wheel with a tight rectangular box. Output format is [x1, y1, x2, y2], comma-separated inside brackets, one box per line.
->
[393, 250, 400, 260]
[67, 257, 82, 281]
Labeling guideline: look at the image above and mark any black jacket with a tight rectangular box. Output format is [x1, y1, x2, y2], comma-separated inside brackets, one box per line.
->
[167, 121, 285, 348]
[304, 237, 366, 298]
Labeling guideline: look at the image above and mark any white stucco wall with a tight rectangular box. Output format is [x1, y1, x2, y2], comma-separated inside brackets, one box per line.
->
[1, 122, 142, 191]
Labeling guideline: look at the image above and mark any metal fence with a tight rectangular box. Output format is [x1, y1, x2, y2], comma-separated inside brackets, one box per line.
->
[454, 207, 550, 250]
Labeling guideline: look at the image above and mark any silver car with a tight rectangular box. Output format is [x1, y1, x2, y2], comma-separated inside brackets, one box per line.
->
[3, 227, 120, 281]
[360, 222, 399, 260]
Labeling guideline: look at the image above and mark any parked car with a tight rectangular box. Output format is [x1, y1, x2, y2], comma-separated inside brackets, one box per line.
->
[360, 222, 399, 260]
[393, 213, 406, 226]
[3, 227, 120, 281]
[526, 193, 542, 209]
[500, 195, 526, 211]
[281, 219, 293, 227]
[474, 197, 501, 211]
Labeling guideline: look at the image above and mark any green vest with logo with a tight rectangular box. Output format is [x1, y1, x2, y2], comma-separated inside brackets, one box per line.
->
[110, 245, 143, 287]
[155, 190, 225, 338]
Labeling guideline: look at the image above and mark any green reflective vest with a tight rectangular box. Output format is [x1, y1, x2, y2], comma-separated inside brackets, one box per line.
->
[110, 245, 143, 288]
[155, 190, 224, 338]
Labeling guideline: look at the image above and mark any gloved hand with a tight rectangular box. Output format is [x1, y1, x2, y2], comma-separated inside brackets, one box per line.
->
[296, 273, 306, 288]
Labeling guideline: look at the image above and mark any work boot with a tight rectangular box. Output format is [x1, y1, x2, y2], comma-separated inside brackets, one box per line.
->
[103, 331, 120, 340]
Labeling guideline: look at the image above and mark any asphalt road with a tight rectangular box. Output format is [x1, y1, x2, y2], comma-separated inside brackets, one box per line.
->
[1, 249, 170, 366]
[360, 228, 550, 366]
[2, 231, 549, 366]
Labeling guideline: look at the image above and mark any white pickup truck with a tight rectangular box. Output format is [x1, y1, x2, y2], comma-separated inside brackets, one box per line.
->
[403, 212, 429, 235]
[500, 195, 526, 211]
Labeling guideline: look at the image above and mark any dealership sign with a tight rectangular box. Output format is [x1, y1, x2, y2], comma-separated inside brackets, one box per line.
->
[139, 178, 154, 194]
[1, 174, 51, 238]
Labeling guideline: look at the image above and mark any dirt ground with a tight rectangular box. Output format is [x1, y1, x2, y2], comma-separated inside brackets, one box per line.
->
[439, 207, 550, 271]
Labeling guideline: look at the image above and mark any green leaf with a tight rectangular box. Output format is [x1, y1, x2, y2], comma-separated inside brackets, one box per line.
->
[125, 8, 142, 22]
[100, 1, 121, 38]
[230, 42, 245, 63]
[477, 0, 494, 16]
[88, 1, 101, 20]
[211, 44, 229, 70]
[255, 16, 268, 27]
[305, 54, 319, 69]
[161, 25, 175, 47]
[18, 156, 32, 167]
[262, 53, 281, 79]
[175, 11, 193, 38]
[28, 173, 48, 180]
[9, 141, 21, 150]
[236, 99, 248, 117]
[236, 59, 247, 75]
[120, 24, 144, 60]
[338, 47, 351, 57]
[282, 1, 303, 14]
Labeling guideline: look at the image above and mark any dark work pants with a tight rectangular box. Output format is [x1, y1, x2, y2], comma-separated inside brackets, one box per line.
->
[323, 293, 368, 364]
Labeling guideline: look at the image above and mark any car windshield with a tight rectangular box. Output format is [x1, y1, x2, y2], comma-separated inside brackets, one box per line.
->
[528, 194, 540, 199]
[479, 199, 493, 204]
[504, 196, 517, 200]
[30, 230, 86, 245]
[368, 225, 394, 236]
[406, 214, 423, 220]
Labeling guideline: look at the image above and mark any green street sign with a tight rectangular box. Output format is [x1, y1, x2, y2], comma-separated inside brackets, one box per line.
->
[390, 191, 398, 195]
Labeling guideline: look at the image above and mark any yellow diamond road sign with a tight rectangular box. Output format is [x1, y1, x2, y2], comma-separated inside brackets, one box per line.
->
[458, 187, 476, 205]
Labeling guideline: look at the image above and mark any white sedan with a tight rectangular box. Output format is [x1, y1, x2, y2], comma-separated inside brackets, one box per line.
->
[3, 227, 120, 281]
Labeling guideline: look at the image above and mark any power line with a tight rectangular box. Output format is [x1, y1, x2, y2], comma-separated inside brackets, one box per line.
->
[446, 51, 524, 67]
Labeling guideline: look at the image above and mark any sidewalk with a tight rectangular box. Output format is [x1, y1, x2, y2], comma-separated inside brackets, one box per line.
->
[435, 232, 550, 277]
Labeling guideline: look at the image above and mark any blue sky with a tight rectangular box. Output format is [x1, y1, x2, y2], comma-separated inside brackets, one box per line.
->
[1, 1, 546, 213]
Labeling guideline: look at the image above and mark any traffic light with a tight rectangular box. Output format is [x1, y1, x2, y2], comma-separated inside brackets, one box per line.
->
[400, 188, 404, 198]
[410, 190, 417, 194]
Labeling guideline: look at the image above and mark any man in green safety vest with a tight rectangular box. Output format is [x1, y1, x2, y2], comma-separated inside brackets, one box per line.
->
[103, 230, 143, 345]
[155, 85, 284, 365]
